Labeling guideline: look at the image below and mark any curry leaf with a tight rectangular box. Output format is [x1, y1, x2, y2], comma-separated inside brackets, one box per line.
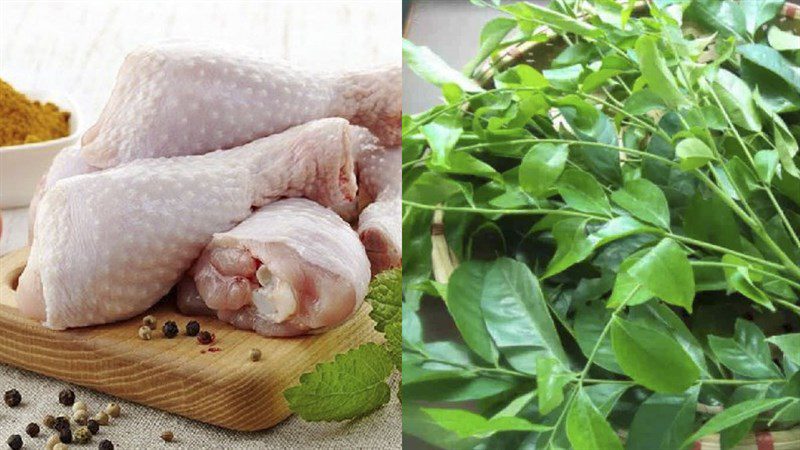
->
[610, 179, 671, 229]
[682, 398, 795, 447]
[446, 261, 500, 364]
[423, 408, 551, 439]
[627, 238, 696, 312]
[708, 319, 783, 379]
[403, 38, 482, 92]
[675, 138, 716, 171]
[566, 389, 624, 450]
[519, 143, 569, 197]
[626, 387, 699, 450]
[480, 258, 569, 373]
[611, 317, 701, 393]
[766, 333, 800, 366]
[556, 168, 612, 215]
[635, 35, 688, 109]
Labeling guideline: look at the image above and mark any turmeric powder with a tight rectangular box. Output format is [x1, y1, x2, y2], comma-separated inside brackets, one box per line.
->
[0, 78, 70, 146]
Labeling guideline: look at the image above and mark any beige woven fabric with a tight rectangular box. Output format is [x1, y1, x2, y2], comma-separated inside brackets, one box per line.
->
[0, 364, 401, 449]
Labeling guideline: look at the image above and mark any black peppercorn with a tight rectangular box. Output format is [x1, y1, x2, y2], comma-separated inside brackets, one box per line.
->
[99, 439, 114, 450]
[162, 320, 179, 338]
[185, 320, 200, 336]
[59, 427, 72, 444]
[197, 330, 215, 345]
[54, 416, 70, 432]
[87, 419, 100, 435]
[58, 388, 75, 406]
[6, 435, 22, 450]
[3, 389, 21, 407]
[25, 423, 39, 437]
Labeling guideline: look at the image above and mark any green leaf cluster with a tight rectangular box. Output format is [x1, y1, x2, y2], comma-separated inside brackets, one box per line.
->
[284, 268, 402, 421]
[403, 0, 800, 448]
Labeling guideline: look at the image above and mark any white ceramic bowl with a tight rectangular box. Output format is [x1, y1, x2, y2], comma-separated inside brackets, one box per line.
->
[0, 90, 81, 208]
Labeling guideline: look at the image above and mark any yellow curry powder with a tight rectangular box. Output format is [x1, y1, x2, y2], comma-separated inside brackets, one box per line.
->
[0, 78, 70, 146]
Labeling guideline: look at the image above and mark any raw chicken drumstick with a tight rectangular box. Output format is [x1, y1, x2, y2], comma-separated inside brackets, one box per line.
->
[356, 148, 403, 274]
[17, 118, 359, 329]
[181, 199, 370, 337]
[81, 42, 400, 168]
[28, 146, 97, 242]
[356, 147, 401, 274]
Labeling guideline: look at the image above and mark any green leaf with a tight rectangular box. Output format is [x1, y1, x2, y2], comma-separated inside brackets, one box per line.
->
[565, 389, 623, 450]
[402, 38, 482, 92]
[739, 44, 800, 93]
[768, 26, 800, 51]
[754, 150, 779, 183]
[682, 398, 795, 447]
[544, 64, 584, 91]
[446, 261, 500, 364]
[607, 251, 654, 308]
[635, 35, 688, 109]
[627, 238, 695, 312]
[519, 143, 569, 197]
[285, 343, 392, 421]
[537, 357, 575, 415]
[557, 168, 612, 215]
[624, 89, 667, 115]
[721, 384, 769, 449]
[420, 113, 462, 167]
[708, 319, 783, 379]
[495, 64, 549, 90]
[464, 17, 518, 75]
[366, 268, 401, 332]
[611, 317, 700, 393]
[480, 258, 569, 373]
[686, 0, 747, 40]
[712, 69, 762, 132]
[742, 0, 785, 35]
[610, 179, 671, 229]
[683, 193, 742, 251]
[502, 2, 602, 39]
[385, 322, 401, 370]
[767, 333, 800, 365]
[720, 254, 774, 311]
[573, 280, 624, 374]
[422, 408, 551, 439]
[626, 387, 699, 450]
[675, 137, 716, 171]
[544, 218, 593, 278]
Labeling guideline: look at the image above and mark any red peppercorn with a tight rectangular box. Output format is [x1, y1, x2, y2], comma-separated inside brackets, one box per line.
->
[197, 331, 215, 345]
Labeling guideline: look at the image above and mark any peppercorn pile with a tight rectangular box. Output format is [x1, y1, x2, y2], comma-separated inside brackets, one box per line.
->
[0, 78, 70, 146]
[4, 386, 178, 449]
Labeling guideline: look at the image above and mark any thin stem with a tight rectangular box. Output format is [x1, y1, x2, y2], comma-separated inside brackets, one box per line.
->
[402, 200, 608, 221]
[774, 298, 800, 316]
[704, 83, 800, 249]
[582, 378, 788, 386]
[544, 298, 631, 447]
[691, 261, 800, 291]
[402, 137, 678, 169]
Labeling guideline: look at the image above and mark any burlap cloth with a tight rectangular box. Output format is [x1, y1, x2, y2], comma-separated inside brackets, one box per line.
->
[0, 365, 401, 449]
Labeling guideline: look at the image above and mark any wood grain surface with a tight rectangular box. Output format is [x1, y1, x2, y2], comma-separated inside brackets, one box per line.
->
[0, 247, 382, 431]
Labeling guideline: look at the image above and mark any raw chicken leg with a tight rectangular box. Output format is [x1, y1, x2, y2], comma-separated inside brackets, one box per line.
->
[28, 145, 97, 242]
[81, 42, 400, 168]
[17, 118, 358, 329]
[356, 147, 401, 274]
[184, 199, 370, 337]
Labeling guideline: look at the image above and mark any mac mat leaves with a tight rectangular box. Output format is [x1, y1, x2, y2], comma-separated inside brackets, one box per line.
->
[403, 0, 800, 448]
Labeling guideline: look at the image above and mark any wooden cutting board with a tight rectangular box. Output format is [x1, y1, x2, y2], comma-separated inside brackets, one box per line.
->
[0, 247, 382, 431]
